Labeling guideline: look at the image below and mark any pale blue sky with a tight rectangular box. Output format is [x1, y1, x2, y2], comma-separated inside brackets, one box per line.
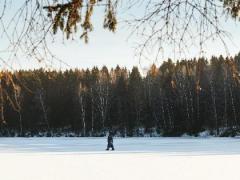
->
[1, 1, 240, 71]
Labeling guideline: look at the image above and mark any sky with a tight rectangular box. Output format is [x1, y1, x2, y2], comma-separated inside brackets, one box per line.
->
[1, 1, 240, 71]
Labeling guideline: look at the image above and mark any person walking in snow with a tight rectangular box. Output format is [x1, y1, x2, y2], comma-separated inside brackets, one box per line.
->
[106, 132, 114, 151]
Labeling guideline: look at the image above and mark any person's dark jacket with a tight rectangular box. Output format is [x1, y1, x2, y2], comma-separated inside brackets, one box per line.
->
[108, 135, 113, 144]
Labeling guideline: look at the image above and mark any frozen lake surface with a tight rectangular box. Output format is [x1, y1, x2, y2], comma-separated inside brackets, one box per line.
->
[1, 137, 240, 155]
[1, 137, 240, 180]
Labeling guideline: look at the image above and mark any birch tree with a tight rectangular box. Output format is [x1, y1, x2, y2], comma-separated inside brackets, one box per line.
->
[95, 67, 110, 131]
[78, 82, 87, 136]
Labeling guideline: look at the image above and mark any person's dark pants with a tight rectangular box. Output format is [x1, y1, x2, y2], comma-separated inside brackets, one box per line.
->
[106, 143, 114, 150]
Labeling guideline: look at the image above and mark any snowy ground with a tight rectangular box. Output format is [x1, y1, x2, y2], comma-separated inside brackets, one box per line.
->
[1, 137, 240, 180]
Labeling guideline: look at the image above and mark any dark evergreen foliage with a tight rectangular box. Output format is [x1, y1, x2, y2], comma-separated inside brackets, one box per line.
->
[1, 54, 240, 137]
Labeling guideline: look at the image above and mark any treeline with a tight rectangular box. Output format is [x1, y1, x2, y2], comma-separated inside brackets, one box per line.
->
[1, 54, 240, 137]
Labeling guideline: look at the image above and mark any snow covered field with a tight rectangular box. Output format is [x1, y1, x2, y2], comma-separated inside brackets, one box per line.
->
[1, 137, 240, 180]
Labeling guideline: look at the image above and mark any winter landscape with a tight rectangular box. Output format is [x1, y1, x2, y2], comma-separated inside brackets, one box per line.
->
[1, 137, 240, 180]
[2, 1, 240, 180]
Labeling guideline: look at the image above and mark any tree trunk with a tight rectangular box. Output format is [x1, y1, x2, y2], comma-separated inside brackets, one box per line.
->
[210, 78, 218, 135]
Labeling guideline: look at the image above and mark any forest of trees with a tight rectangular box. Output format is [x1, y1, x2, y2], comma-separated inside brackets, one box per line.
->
[1, 54, 240, 137]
